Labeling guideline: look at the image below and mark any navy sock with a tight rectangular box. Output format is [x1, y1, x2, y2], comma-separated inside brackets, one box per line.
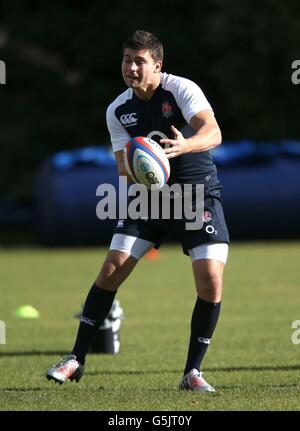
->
[72, 283, 116, 365]
[184, 297, 221, 375]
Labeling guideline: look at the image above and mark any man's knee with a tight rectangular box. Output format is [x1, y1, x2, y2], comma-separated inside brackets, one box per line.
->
[193, 260, 225, 302]
[95, 250, 137, 291]
[204, 272, 221, 288]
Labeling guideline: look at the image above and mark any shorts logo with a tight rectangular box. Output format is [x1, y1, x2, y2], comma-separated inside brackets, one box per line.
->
[120, 113, 137, 127]
[202, 210, 212, 223]
[117, 220, 125, 227]
[205, 225, 217, 234]
[161, 102, 173, 118]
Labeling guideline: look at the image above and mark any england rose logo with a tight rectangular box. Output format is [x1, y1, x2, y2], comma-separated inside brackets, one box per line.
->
[162, 101, 173, 118]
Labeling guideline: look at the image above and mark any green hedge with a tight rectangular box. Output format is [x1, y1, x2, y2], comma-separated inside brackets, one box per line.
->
[1, 0, 299, 199]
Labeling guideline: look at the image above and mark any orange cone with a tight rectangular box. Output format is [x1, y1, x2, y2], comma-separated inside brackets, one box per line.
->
[145, 248, 160, 261]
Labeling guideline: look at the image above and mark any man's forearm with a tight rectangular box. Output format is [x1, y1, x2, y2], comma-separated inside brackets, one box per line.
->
[185, 124, 222, 153]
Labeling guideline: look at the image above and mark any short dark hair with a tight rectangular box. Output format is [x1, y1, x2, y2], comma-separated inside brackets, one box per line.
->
[122, 30, 164, 62]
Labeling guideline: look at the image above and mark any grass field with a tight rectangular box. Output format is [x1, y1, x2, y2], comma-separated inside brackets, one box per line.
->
[0, 242, 300, 411]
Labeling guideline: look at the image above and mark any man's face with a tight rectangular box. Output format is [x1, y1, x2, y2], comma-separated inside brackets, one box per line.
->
[122, 48, 162, 91]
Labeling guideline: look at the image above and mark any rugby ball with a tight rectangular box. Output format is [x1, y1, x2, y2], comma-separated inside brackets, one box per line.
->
[124, 137, 170, 190]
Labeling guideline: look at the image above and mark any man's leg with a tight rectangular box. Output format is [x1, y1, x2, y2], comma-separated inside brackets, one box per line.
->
[179, 242, 228, 392]
[46, 234, 154, 384]
[71, 250, 138, 365]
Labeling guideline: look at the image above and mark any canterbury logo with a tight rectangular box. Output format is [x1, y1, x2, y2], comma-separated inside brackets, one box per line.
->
[197, 337, 211, 345]
[120, 113, 137, 126]
[80, 316, 96, 327]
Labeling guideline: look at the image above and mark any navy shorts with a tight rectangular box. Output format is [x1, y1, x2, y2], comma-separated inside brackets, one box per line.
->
[114, 175, 230, 255]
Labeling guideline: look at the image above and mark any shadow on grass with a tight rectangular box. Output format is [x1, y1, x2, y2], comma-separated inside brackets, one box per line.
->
[0, 351, 67, 357]
[0, 388, 43, 392]
[84, 364, 300, 376]
[1, 352, 300, 374]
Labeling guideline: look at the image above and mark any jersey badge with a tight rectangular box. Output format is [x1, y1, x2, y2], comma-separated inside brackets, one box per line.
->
[161, 102, 173, 119]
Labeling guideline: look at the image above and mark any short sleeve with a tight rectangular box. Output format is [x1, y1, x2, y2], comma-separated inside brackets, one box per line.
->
[176, 78, 213, 123]
[162, 73, 213, 124]
[106, 103, 131, 152]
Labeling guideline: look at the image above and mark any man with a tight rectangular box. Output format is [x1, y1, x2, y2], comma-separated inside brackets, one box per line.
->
[46, 30, 229, 392]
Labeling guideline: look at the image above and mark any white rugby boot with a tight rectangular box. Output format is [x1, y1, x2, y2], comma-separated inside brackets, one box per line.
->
[46, 354, 84, 384]
[178, 368, 215, 392]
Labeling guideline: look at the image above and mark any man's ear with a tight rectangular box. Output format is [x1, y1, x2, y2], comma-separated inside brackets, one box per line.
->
[155, 61, 162, 73]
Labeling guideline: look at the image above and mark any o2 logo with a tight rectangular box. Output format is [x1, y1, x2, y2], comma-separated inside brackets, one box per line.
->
[147, 130, 170, 148]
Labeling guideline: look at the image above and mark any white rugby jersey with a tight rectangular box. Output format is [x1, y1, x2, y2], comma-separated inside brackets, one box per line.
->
[106, 72, 218, 183]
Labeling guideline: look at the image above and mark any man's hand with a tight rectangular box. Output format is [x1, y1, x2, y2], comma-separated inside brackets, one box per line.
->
[160, 125, 189, 159]
[114, 149, 135, 183]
